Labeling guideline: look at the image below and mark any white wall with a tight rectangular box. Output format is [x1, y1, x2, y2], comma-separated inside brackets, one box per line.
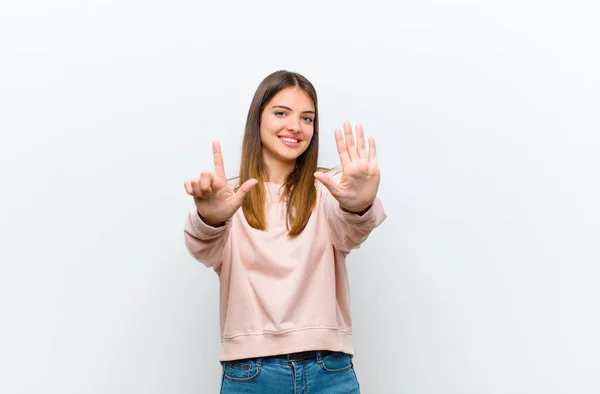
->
[1, 0, 598, 393]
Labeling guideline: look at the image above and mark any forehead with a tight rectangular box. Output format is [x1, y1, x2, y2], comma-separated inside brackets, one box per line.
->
[266, 86, 314, 111]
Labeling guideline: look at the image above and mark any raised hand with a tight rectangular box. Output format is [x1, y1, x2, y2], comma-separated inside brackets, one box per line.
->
[314, 122, 380, 214]
[184, 141, 258, 226]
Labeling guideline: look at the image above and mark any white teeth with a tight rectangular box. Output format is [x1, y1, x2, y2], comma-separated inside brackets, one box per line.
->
[280, 137, 299, 143]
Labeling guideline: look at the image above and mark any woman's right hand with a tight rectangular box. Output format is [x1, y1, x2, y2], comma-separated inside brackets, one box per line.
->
[184, 140, 258, 227]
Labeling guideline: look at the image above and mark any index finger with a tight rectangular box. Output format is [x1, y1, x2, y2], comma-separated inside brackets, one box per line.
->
[334, 129, 352, 169]
[212, 140, 227, 178]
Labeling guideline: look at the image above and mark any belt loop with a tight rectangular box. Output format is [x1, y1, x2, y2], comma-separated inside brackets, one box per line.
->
[256, 357, 263, 366]
[316, 351, 323, 363]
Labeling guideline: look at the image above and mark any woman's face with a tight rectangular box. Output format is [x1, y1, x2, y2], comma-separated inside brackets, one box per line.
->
[259, 86, 315, 171]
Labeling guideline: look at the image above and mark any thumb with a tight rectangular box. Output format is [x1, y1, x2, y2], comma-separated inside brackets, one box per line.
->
[314, 172, 340, 195]
[232, 178, 259, 206]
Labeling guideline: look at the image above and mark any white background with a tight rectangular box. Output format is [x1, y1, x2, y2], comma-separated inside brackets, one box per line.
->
[1, 0, 599, 393]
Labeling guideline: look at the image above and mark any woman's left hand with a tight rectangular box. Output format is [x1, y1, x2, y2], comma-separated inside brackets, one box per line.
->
[314, 122, 380, 214]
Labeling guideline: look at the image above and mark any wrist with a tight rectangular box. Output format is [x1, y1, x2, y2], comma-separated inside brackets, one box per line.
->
[197, 211, 226, 227]
[340, 204, 372, 216]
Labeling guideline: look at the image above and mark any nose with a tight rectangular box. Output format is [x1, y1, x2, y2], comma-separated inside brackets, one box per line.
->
[286, 117, 301, 133]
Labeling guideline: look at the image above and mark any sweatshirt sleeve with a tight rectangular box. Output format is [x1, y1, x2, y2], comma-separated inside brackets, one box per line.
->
[183, 208, 232, 270]
[321, 173, 387, 253]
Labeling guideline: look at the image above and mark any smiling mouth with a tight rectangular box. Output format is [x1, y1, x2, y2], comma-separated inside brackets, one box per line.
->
[279, 136, 300, 143]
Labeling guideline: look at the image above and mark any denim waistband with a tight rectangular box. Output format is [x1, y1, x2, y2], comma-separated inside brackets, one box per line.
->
[268, 350, 333, 362]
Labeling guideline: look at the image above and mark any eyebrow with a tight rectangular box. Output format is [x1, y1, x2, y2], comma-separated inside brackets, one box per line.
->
[271, 105, 315, 114]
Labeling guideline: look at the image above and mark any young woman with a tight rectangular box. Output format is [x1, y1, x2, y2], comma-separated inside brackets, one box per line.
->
[183, 70, 386, 393]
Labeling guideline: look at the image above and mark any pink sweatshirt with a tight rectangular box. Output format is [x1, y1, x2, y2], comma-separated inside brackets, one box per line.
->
[183, 175, 386, 361]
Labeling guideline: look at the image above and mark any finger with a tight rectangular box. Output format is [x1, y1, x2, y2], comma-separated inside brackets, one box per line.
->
[356, 123, 367, 160]
[314, 172, 341, 197]
[184, 180, 194, 195]
[334, 129, 351, 169]
[213, 140, 227, 179]
[200, 171, 214, 194]
[368, 136, 377, 164]
[232, 178, 258, 206]
[343, 121, 359, 161]
[191, 178, 206, 198]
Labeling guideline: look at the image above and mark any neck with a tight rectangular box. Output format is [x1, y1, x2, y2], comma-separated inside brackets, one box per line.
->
[263, 155, 295, 184]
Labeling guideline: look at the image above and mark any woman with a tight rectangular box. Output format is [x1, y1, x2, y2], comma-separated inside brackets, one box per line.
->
[183, 70, 386, 393]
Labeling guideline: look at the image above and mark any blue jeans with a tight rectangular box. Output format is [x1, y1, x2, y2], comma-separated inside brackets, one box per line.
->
[220, 351, 361, 393]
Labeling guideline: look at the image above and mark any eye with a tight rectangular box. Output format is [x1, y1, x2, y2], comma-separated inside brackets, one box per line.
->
[274, 111, 286, 117]
[303, 116, 314, 123]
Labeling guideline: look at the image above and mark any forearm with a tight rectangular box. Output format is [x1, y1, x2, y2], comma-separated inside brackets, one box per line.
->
[184, 208, 231, 268]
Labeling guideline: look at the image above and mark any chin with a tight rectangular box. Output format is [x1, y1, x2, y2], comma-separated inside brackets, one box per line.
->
[280, 155, 301, 163]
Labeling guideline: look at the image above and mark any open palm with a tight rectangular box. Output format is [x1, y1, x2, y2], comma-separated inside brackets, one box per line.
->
[314, 122, 380, 213]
